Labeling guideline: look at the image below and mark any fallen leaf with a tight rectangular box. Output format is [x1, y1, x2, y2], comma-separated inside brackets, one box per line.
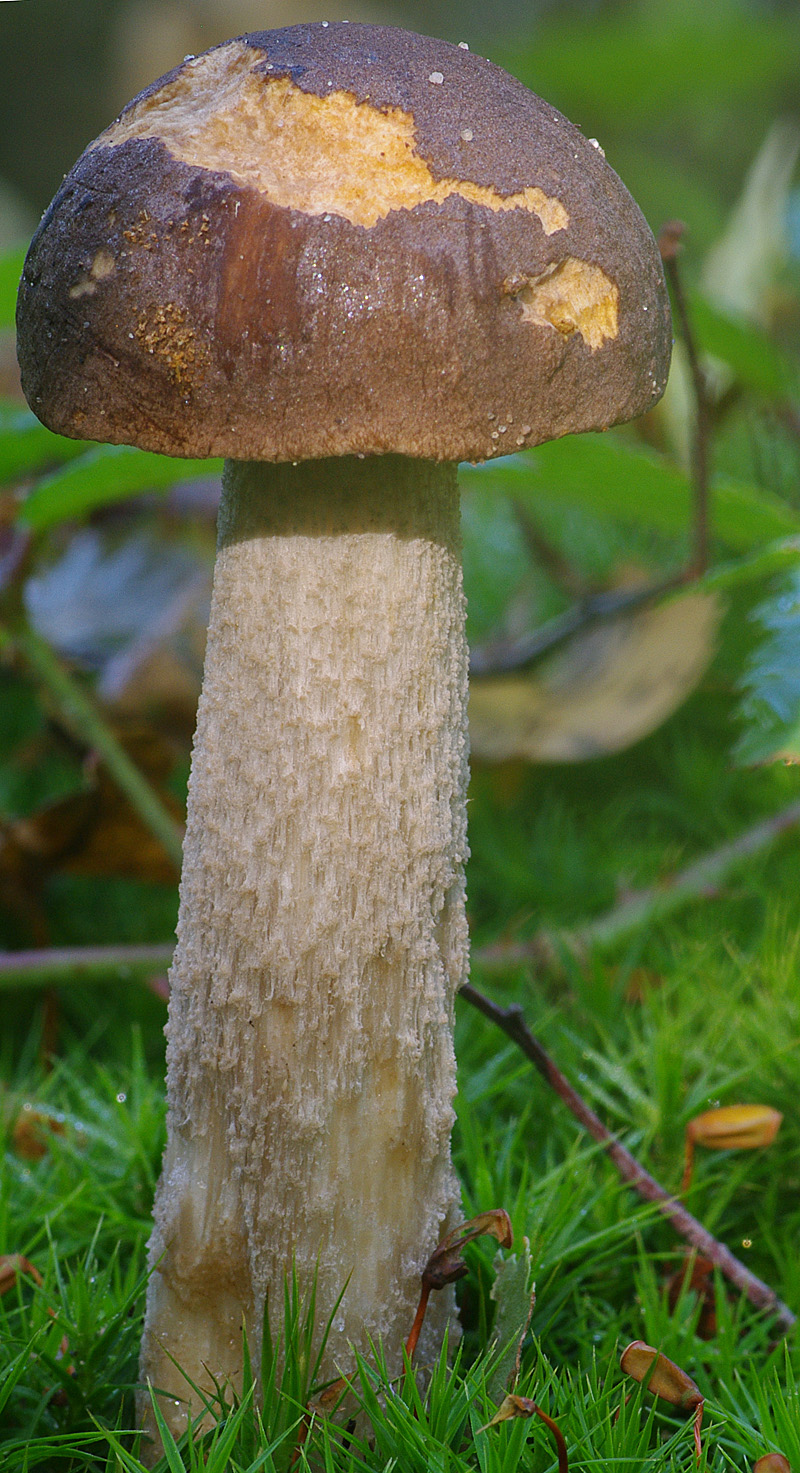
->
[0, 725, 183, 932]
[469, 591, 720, 763]
[0, 1254, 42, 1292]
[12, 1103, 66, 1161]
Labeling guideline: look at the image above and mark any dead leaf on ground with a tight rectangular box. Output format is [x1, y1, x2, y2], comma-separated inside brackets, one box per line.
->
[11, 1102, 67, 1160]
[0, 1254, 43, 1292]
[0, 725, 183, 939]
[25, 526, 212, 738]
[469, 590, 720, 763]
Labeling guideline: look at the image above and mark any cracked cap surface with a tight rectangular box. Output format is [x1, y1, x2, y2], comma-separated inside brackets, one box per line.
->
[17, 23, 672, 463]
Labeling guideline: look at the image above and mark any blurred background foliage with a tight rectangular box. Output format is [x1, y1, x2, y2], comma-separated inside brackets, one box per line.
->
[2, 1, 800, 1464]
[1, 0, 800, 985]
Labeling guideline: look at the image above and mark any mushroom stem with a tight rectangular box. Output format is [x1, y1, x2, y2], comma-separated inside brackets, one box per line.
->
[140, 455, 469, 1443]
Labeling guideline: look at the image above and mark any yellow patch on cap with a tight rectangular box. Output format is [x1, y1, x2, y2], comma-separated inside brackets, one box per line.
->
[96, 40, 569, 235]
[507, 257, 619, 350]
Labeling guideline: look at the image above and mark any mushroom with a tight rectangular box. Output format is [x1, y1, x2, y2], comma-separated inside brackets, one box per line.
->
[16, 22, 672, 1444]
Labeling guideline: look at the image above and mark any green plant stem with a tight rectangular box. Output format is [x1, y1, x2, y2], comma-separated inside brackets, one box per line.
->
[475, 798, 800, 972]
[459, 981, 797, 1334]
[0, 622, 185, 869]
[0, 943, 174, 989]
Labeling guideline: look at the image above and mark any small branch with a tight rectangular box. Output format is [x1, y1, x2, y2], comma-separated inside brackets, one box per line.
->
[658, 221, 713, 578]
[0, 622, 185, 869]
[512, 499, 587, 600]
[459, 982, 796, 1335]
[475, 798, 800, 972]
[469, 574, 682, 678]
[0, 943, 174, 990]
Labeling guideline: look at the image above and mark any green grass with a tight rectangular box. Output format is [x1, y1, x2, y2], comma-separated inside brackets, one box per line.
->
[2, 671, 800, 1469]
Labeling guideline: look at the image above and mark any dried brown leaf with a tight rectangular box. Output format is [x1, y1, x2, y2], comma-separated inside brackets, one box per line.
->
[0, 1254, 42, 1293]
[12, 1103, 66, 1160]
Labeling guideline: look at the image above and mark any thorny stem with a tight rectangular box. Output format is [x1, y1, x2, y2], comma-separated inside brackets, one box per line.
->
[659, 220, 713, 578]
[458, 982, 796, 1335]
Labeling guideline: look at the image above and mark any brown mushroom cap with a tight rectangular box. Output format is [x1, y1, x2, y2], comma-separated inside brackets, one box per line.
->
[17, 23, 671, 462]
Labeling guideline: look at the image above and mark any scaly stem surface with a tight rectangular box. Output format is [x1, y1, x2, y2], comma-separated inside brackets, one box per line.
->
[140, 456, 469, 1443]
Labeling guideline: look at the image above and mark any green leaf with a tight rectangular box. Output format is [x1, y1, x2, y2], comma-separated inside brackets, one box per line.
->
[147, 1384, 189, 1473]
[0, 245, 25, 330]
[0, 400, 89, 483]
[735, 567, 800, 765]
[17, 443, 223, 530]
[487, 1236, 535, 1403]
[461, 438, 800, 551]
[689, 293, 798, 398]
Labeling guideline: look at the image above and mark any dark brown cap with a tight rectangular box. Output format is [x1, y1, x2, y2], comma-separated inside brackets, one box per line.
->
[17, 24, 671, 463]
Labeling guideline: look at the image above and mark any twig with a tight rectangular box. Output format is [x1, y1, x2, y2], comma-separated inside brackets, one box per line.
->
[512, 499, 587, 599]
[0, 943, 174, 990]
[458, 981, 796, 1334]
[475, 798, 800, 972]
[469, 574, 683, 677]
[0, 622, 185, 869]
[659, 221, 713, 578]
